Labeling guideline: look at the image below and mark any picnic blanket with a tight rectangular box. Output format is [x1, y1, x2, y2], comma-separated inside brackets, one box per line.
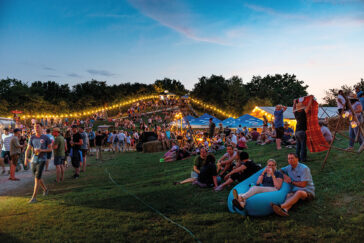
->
[301, 95, 329, 152]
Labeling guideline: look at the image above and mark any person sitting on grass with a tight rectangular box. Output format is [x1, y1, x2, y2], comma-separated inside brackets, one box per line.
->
[193, 154, 219, 188]
[271, 153, 315, 217]
[237, 133, 248, 150]
[232, 159, 283, 210]
[176, 144, 191, 161]
[214, 151, 260, 192]
[216, 145, 238, 176]
[163, 141, 179, 162]
[174, 147, 207, 185]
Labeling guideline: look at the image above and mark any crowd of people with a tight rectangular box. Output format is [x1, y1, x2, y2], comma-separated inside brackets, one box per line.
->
[1, 88, 363, 216]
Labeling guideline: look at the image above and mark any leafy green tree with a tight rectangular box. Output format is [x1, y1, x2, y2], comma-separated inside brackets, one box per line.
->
[322, 84, 352, 106]
[153, 78, 188, 95]
[245, 73, 308, 106]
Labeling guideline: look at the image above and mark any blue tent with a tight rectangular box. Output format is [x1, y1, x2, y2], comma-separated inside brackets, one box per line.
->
[222, 117, 235, 127]
[189, 114, 221, 128]
[236, 114, 263, 128]
[199, 113, 214, 119]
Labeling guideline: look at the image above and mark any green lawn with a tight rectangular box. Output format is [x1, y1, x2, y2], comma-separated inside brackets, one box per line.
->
[1, 134, 364, 242]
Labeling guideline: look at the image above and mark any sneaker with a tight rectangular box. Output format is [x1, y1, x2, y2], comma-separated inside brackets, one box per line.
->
[214, 185, 224, 192]
[43, 189, 49, 196]
[271, 203, 289, 217]
[28, 198, 37, 204]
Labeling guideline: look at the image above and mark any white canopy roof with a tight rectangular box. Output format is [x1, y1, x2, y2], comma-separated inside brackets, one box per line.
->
[256, 106, 338, 119]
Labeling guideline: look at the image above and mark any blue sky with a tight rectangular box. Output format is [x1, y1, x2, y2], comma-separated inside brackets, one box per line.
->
[1, 0, 364, 101]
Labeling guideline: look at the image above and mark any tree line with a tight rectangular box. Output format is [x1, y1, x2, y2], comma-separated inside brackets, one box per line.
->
[1, 74, 310, 116]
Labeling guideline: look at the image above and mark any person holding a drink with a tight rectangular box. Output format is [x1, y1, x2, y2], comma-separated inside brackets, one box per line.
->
[232, 159, 283, 210]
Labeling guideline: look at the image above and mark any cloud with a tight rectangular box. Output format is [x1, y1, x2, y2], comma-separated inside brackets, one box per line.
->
[43, 66, 55, 71]
[244, 3, 307, 20]
[67, 73, 82, 78]
[127, 0, 226, 45]
[87, 69, 115, 77]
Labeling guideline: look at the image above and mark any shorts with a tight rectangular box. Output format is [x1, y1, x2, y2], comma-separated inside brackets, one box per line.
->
[1, 151, 10, 162]
[71, 149, 82, 168]
[289, 190, 315, 201]
[191, 171, 199, 179]
[46, 152, 52, 160]
[10, 154, 19, 166]
[276, 127, 284, 139]
[81, 149, 87, 157]
[54, 156, 65, 166]
[32, 160, 46, 179]
[89, 139, 95, 147]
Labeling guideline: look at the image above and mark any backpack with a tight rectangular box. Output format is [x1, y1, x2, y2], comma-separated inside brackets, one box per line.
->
[114, 135, 119, 143]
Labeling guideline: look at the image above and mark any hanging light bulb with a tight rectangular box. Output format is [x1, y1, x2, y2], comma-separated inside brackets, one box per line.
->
[351, 121, 358, 128]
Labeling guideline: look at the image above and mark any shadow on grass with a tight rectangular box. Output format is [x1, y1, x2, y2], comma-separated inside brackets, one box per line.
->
[0, 233, 22, 243]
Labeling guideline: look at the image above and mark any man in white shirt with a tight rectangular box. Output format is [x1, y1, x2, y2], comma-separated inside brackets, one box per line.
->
[117, 131, 126, 152]
[1, 128, 13, 174]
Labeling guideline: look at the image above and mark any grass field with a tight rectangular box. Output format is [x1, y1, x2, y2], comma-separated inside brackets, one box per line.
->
[1, 134, 364, 242]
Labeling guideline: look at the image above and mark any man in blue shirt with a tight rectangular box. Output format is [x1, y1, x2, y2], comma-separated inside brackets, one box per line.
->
[282, 122, 294, 145]
[272, 153, 315, 216]
[274, 105, 287, 150]
[25, 123, 52, 203]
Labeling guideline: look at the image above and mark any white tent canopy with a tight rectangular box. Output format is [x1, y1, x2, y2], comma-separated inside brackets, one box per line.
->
[256, 106, 338, 119]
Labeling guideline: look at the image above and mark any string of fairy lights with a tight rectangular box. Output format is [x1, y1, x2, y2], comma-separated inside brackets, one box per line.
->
[189, 98, 237, 118]
[7, 95, 159, 120]
[6, 95, 297, 128]
[7, 95, 238, 120]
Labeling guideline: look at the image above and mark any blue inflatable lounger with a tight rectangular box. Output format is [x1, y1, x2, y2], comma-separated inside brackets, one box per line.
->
[227, 168, 291, 217]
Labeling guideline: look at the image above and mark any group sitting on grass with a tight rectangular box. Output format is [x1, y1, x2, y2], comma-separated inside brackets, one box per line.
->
[174, 147, 315, 217]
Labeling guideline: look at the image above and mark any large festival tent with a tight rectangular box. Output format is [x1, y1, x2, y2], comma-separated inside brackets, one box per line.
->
[250, 106, 338, 128]
[222, 115, 263, 129]
[187, 114, 222, 128]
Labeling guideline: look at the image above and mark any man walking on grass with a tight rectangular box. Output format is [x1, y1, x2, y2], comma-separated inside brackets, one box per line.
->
[79, 126, 88, 172]
[52, 128, 66, 183]
[71, 125, 83, 179]
[25, 123, 52, 203]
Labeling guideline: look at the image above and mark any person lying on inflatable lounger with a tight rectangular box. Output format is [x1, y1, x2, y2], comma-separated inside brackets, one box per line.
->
[232, 159, 283, 210]
[271, 153, 315, 217]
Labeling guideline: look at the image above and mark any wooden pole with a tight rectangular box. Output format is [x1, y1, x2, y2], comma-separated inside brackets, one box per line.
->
[321, 116, 343, 170]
